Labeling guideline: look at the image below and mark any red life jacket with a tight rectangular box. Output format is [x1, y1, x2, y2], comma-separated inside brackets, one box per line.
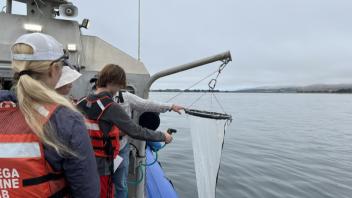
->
[0, 102, 68, 198]
[77, 96, 120, 158]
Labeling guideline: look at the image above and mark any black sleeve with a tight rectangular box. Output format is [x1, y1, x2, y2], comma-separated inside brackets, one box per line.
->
[101, 103, 166, 142]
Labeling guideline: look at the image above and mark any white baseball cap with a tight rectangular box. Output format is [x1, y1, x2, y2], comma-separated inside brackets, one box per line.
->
[11, 33, 65, 61]
[55, 66, 82, 89]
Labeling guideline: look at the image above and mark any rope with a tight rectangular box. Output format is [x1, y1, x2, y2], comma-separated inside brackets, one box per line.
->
[184, 59, 231, 111]
[212, 93, 226, 114]
[160, 143, 167, 149]
[187, 91, 207, 108]
[140, 150, 158, 166]
[1, 6, 6, 13]
[128, 145, 166, 186]
[37, 0, 46, 5]
[207, 59, 230, 114]
[33, 0, 44, 16]
[127, 164, 144, 185]
[166, 69, 220, 103]
[208, 59, 229, 90]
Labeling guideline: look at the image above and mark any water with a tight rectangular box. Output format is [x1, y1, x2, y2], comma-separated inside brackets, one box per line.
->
[150, 92, 352, 198]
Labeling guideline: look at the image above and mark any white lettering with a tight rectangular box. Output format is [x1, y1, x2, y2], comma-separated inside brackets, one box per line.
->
[0, 169, 19, 179]
[11, 179, 18, 189]
[0, 168, 21, 191]
[10, 170, 18, 179]
[0, 179, 21, 189]
[2, 180, 11, 189]
[0, 189, 9, 198]
[2, 170, 10, 179]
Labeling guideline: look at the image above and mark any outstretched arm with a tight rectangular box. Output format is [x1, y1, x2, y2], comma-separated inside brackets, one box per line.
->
[102, 103, 172, 143]
[124, 92, 184, 114]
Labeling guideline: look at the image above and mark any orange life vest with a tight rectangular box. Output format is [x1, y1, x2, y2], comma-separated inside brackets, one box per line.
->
[77, 96, 120, 158]
[0, 102, 68, 198]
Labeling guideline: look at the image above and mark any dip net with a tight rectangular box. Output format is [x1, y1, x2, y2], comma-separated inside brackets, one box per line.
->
[186, 109, 231, 198]
[167, 58, 232, 198]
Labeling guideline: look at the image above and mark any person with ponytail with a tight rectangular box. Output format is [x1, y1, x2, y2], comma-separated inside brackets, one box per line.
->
[0, 33, 99, 197]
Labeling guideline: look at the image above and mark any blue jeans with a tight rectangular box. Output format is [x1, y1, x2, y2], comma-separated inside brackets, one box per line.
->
[113, 143, 130, 198]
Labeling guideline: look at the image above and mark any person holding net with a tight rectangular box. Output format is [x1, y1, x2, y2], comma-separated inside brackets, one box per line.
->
[77, 64, 174, 198]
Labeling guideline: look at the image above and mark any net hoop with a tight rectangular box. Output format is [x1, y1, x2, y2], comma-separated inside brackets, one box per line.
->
[185, 108, 232, 121]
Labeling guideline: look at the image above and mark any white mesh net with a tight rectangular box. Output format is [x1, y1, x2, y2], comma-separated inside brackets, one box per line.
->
[189, 115, 228, 198]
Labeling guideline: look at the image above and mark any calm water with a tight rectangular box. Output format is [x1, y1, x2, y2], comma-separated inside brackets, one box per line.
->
[150, 92, 352, 198]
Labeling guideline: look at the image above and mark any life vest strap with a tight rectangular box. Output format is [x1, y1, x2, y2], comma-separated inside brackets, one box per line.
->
[93, 144, 117, 150]
[97, 101, 114, 120]
[78, 96, 120, 158]
[91, 136, 116, 140]
[22, 173, 64, 187]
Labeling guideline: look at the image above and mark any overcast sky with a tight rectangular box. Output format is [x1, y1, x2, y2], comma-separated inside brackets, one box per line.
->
[5, 0, 352, 90]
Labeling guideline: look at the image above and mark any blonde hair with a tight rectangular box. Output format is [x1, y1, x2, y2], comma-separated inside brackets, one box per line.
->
[12, 43, 77, 156]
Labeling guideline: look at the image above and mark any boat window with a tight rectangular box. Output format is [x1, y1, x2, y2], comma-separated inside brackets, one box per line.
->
[11, 1, 27, 16]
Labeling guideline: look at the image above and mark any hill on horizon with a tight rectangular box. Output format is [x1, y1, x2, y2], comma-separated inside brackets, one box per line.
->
[234, 83, 352, 93]
[151, 83, 352, 93]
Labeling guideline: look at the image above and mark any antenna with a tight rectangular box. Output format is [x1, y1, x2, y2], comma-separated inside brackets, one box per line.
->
[6, 0, 12, 14]
[138, 0, 141, 61]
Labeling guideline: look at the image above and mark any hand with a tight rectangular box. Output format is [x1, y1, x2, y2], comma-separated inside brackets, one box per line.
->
[164, 132, 173, 144]
[171, 104, 184, 114]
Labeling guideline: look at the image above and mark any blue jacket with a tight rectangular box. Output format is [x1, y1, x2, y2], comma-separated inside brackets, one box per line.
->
[0, 90, 100, 198]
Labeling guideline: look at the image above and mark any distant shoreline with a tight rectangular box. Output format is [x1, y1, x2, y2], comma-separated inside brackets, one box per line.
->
[151, 89, 352, 94]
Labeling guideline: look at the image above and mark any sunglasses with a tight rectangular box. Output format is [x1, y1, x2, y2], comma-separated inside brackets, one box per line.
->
[49, 50, 79, 71]
[50, 49, 69, 65]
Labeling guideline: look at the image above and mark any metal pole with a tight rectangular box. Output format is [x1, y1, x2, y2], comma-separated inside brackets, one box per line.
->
[6, 0, 12, 14]
[144, 51, 232, 96]
[137, 0, 141, 61]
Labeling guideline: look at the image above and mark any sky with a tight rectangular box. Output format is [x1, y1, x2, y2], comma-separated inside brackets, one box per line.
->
[4, 0, 352, 90]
